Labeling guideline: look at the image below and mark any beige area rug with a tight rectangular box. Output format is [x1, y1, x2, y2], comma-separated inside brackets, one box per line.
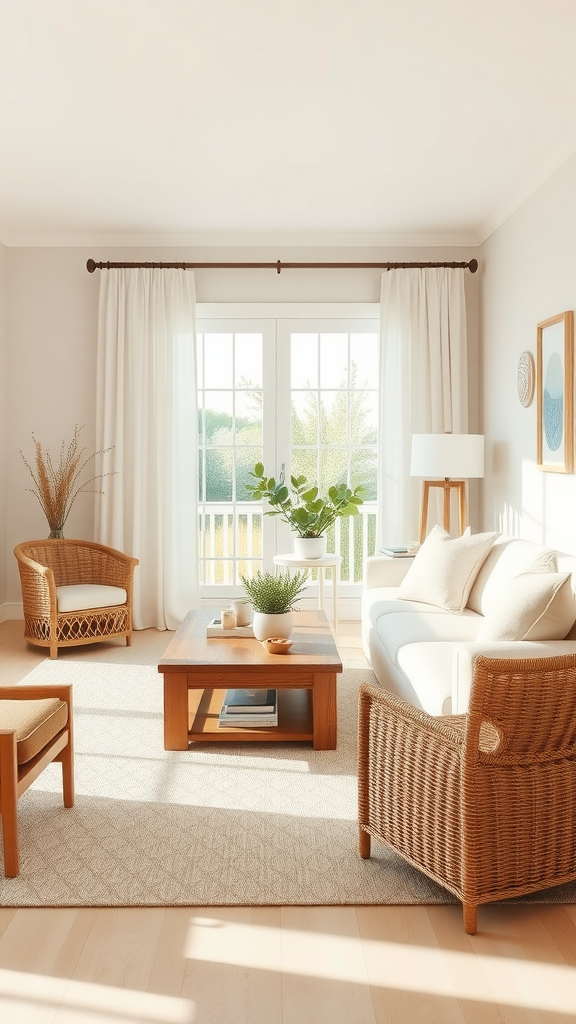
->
[2, 655, 576, 908]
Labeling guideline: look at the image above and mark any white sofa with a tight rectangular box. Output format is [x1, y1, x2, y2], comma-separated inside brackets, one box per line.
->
[362, 534, 576, 715]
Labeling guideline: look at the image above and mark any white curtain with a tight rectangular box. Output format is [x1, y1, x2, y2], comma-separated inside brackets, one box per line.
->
[377, 267, 468, 548]
[95, 268, 199, 629]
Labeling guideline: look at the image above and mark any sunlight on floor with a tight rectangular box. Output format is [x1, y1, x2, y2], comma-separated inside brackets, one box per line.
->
[0, 969, 194, 1024]
[185, 916, 576, 1016]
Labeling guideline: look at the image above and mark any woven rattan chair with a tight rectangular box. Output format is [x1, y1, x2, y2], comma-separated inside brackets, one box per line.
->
[0, 683, 73, 876]
[14, 539, 139, 659]
[358, 653, 576, 934]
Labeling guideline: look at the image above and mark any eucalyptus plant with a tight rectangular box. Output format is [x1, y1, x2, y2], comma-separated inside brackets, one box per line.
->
[240, 569, 309, 614]
[245, 464, 365, 538]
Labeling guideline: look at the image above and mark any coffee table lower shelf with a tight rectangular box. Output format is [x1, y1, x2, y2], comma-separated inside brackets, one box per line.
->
[188, 687, 313, 743]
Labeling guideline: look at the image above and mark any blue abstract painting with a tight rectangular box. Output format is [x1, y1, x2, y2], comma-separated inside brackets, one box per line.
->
[543, 352, 564, 451]
[538, 311, 573, 472]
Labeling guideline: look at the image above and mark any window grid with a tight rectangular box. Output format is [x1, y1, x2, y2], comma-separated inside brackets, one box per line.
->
[197, 319, 378, 590]
[197, 331, 265, 584]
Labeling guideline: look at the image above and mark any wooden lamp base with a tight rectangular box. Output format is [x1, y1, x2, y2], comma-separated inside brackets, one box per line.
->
[419, 479, 467, 544]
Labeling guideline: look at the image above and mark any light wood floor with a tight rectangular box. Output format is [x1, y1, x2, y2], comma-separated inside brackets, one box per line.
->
[1, 619, 576, 1024]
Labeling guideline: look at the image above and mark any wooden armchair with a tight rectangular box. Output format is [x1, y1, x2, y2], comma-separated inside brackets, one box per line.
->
[358, 653, 576, 933]
[14, 539, 139, 659]
[0, 684, 73, 876]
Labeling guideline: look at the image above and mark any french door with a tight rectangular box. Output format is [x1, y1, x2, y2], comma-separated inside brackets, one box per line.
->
[196, 305, 379, 598]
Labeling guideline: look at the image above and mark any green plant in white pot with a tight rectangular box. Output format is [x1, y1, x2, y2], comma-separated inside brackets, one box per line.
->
[245, 464, 365, 559]
[240, 568, 309, 641]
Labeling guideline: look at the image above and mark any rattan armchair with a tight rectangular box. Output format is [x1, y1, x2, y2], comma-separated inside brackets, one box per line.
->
[358, 653, 576, 934]
[14, 539, 139, 659]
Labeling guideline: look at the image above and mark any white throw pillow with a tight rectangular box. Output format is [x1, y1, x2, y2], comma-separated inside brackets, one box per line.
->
[467, 541, 557, 614]
[397, 525, 499, 613]
[475, 570, 576, 641]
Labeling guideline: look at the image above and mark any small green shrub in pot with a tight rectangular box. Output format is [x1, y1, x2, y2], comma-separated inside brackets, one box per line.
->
[240, 569, 308, 613]
[240, 568, 309, 641]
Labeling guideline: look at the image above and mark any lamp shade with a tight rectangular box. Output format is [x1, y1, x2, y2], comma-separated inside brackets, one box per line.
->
[410, 433, 484, 479]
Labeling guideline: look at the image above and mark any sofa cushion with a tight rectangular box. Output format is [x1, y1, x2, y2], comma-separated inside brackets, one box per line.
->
[475, 571, 575, 641]
[56, 584, 128, 613]
[361, 586, 471, 630]
[373, 613, 481, 716]
[398, 526, 498, 612]
[467, 539, 557, 615]
[375, 610, 481, 661]
[397, 642, 460, 716]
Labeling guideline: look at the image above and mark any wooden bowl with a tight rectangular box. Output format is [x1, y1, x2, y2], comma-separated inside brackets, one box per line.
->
[261, 637, 293, 655]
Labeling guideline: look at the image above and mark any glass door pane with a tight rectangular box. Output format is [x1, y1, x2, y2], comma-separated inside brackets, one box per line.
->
[278, 319, 379, 583]
[197, 319, 276, 588]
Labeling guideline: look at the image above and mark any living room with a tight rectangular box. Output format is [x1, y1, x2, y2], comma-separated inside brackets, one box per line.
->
[2, 2, 576, 1022]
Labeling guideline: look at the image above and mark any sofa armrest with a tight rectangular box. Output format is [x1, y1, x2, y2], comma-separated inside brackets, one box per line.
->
[365, 555, 414, 590]
[452, 640, 576, 713]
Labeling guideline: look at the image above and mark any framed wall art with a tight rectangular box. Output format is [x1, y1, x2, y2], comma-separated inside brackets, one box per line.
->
[536, 310, 574, 473]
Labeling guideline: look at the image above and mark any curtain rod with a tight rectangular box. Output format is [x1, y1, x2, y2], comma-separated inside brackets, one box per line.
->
[87, 258, 478, 275]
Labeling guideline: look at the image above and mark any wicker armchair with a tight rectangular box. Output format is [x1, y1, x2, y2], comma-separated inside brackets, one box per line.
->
[358, 653, 576, 934]
[14, 539, 139, 659]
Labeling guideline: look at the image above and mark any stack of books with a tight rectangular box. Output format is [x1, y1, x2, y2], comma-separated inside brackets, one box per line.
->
[206, 617, 254, 638]
[218, 688, 278, 728]
[379, 545, 419, 558]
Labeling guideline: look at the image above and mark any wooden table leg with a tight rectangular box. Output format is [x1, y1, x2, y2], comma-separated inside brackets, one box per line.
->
[312, 672, 337, 750]
[163, 673, 190, 750]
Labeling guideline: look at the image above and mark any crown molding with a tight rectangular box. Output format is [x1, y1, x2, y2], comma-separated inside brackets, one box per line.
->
[0, 228, 481, 249]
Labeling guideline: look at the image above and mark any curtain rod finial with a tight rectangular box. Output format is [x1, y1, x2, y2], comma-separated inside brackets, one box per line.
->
[469, 259, 478, 273]
[87, 259, 96, 273]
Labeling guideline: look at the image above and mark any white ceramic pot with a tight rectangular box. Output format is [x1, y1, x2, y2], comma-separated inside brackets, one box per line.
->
[252, 610, 293, 641]
[292, 535, 327, 559]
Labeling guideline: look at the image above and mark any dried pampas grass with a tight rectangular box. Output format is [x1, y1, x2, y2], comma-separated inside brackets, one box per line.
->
[21, 425, 114, 538]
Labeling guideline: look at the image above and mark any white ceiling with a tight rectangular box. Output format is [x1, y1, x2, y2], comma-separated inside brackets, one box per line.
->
[1, 0, 576, 247]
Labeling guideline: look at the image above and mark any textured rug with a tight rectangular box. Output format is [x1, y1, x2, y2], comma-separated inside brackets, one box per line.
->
[2, 656, 576, 908]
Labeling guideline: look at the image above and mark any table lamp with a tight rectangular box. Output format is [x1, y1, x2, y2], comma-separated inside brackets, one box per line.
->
[410, 433, 484, 543]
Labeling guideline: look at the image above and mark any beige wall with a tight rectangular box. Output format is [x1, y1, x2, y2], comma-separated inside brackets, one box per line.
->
[480, 151, 576, 553]
[0, 242, 6, 607]
[3, 242, 479, 608]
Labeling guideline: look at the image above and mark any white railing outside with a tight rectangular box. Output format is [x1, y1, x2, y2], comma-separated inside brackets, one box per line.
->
[198, 504, 377, 587]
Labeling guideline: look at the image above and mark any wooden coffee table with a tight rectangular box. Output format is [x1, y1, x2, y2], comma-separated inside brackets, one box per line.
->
[158, 609, 342, 750]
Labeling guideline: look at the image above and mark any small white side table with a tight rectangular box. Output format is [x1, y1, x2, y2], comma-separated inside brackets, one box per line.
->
[273, 553, 343, 634]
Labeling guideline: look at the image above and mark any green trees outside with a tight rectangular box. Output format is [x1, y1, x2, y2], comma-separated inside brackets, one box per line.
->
[199, 366, 377, 504]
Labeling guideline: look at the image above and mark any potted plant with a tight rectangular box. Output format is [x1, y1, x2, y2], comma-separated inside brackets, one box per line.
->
[240, 568, 309, 640]
[245, 464, 365, 558]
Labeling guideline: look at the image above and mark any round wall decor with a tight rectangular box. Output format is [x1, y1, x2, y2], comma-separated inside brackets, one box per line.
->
[517, 350, 535, 407]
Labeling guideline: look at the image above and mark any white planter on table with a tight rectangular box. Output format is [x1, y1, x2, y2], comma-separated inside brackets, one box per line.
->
[292, 535, 327, 559]
[252, 610, 293, 641]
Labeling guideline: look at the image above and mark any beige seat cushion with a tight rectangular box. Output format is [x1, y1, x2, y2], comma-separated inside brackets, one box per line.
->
[0, 698, 68, 764]
[56, 584, 127, 613]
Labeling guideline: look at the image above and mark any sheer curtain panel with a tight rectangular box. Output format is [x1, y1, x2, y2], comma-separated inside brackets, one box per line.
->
[95, 268, 199, 629]
[378, 268, 468, 548]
